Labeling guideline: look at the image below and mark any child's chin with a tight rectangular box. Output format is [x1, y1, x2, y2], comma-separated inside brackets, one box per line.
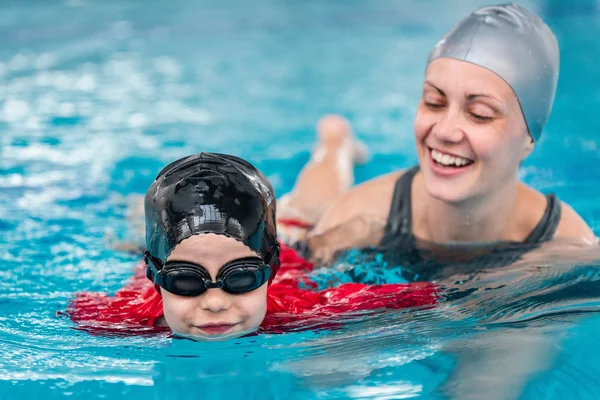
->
[175, 328, 256, 342]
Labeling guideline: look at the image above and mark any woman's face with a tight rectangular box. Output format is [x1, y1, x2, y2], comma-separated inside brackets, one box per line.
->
[414, 58, 533, 204]
[161, 233, 268, 341]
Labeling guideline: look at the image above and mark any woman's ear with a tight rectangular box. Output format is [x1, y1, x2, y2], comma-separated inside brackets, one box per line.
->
[522, 135, 535, 160]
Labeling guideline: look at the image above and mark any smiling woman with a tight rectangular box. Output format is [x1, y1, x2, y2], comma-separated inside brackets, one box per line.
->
[308, 3, 597, 262]
[415, 59, 533, 212]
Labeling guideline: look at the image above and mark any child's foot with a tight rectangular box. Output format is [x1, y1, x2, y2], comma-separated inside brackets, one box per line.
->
[316, 115, 370, 165]
[317, 114, 352, 146]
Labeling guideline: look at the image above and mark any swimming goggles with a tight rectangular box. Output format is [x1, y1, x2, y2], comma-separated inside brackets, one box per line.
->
[144, 251, 271, 297]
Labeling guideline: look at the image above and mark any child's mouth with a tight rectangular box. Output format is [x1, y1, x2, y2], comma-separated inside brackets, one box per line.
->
[195, 323, 238, 335]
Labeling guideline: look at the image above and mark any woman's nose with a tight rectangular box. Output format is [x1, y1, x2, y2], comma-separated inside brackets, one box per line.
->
[432, 108, 466, 143]
[199, 289, 233, 313]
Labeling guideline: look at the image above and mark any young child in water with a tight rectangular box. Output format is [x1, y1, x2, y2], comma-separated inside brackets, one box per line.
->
[68, 117, 437, 341]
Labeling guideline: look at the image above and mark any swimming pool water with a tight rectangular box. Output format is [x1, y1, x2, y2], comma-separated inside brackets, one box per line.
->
[2, 0, 600, 399]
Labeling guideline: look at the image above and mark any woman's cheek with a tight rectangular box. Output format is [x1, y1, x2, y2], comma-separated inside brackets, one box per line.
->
[414, 109, 433, 141]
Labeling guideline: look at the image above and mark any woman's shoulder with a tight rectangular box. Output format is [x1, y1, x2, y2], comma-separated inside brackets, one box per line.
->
[520, 184, 597, 244]
[313, 169, 406, 234]
[555, 201, 598, 244]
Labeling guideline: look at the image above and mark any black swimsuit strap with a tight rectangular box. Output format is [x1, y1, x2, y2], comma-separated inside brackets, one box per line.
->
[524, 193, 561, 243]
[380, 166, 419, 249]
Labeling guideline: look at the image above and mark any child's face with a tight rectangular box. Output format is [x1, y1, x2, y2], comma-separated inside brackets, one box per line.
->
[161, 233, 268, 341]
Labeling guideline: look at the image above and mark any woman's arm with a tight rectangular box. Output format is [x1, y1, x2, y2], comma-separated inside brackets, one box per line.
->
[304, 170, 402, 263]
[306, 214, 386, 263]
[440, 325, 557, 400]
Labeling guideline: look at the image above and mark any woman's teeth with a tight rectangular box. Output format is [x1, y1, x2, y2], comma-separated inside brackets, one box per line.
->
[431, 149, 473, 167]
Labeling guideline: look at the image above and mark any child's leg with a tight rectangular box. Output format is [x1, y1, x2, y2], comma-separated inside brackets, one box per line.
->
[277, 115, 368, 244]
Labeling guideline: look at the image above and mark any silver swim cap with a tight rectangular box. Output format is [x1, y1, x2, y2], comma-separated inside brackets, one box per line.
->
[427, 3, 559, 141]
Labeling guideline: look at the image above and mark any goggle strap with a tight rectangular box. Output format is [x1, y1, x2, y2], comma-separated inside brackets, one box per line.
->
[144, 250, 164, 284]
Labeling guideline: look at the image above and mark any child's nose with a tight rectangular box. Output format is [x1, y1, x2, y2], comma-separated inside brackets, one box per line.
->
[199, 289, 233, 313]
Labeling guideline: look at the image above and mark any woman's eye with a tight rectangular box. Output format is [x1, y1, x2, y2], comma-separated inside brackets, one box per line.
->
[424, 101, 444, 109]
[470, 112, 493, 122]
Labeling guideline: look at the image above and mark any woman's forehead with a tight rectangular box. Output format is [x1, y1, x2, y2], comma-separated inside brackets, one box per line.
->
[425, 58, 517, 101]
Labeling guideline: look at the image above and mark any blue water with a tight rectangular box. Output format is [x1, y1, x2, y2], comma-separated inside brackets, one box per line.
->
[2, 0, 600, 399]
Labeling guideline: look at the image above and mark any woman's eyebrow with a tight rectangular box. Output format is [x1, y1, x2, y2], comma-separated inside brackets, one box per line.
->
[465, 93, 501, 102]
[465, 93, 505, 112]
[423, 81, 445, 96]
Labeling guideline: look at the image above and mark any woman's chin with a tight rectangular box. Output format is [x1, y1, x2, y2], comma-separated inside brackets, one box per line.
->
[428, 188, 468, 204]
[423, 176, 472, 204]
[421, 165, 479, 204]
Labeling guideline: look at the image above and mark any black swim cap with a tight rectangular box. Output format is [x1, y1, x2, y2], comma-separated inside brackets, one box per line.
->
[144, 152, 280, 272]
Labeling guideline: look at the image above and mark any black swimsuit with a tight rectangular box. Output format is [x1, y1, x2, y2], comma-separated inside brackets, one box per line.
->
[372, 166, 562, 282]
